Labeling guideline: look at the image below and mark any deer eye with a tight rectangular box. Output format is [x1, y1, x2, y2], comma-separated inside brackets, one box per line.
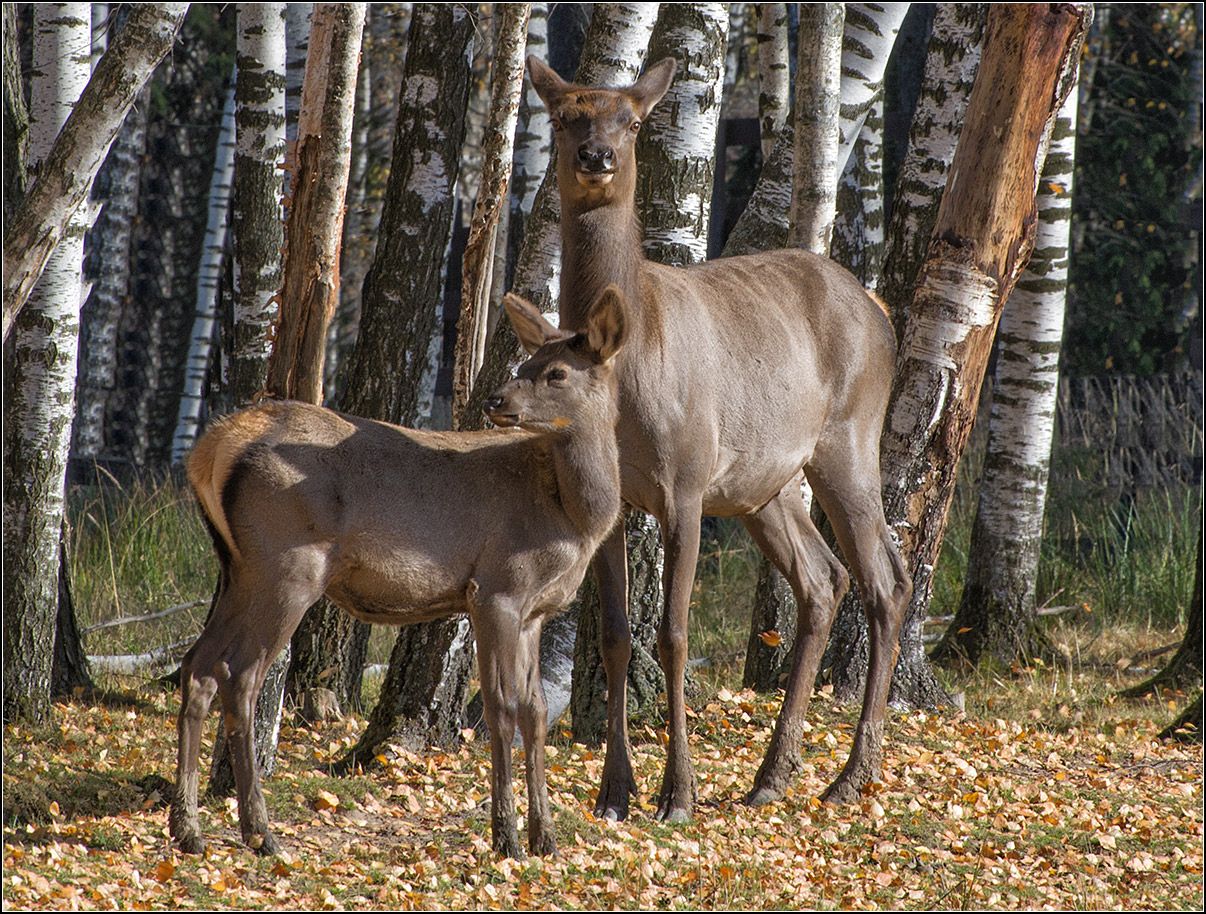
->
[629, 120, 641, 133]
[546, 367, 568, 385]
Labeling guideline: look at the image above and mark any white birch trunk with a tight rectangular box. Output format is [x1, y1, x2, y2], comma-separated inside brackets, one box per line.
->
[789, 2, 844, 254]
[880, 4, 986, 323]
[171, 78, 236, 464]
[90, 3, 107, 68]
[832, 93, 886, 289]
[283, 1, 312, 199]
[230, 2, 287, 407]
[3, 2, 91, 723]
[638, 2, 729, 266]
[74, 8, 150, 461]
[755, 2, 790, 163]
[836, 3, 910, 177]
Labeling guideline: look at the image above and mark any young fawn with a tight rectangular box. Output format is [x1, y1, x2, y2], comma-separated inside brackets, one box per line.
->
[171, 288, 629, 859]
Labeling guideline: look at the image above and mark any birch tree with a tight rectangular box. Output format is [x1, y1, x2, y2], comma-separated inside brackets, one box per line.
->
[831, 96, 887, 289]
[208, 2, 288, 798]
[832, 3, 1092, 713]
[932, 79, 1080, 670]
[74, 10, 149, 462]
[3, 2, 92, 723]
[452, 3, 531, 426]
[508, 2, 551, 277]
[229, 2, 287, 407]
[3, 4, 28, 228]
[170, 78, 235, 464]
[2, 2, 189, 341]
[285, 4, 475, 748]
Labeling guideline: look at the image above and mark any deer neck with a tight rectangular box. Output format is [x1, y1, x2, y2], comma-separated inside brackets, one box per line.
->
[559, 194, 643, 332]
[545, 405, 622, 542]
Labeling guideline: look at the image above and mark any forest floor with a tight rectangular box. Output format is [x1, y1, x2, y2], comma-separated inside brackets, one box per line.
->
[3, 622, 1202, 911]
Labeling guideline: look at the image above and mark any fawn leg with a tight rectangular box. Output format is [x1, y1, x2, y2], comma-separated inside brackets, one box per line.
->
[517, 618, 557, 856]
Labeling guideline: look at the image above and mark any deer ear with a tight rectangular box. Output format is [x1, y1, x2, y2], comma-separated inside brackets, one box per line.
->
[527, 54, 570, 110]
[584, 285, 628, 363]
[504, 293, 562, 355]
[626, 58, 677, 119]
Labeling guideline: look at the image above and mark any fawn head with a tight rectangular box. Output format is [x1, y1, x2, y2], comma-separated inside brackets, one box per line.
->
[527, 55, 676, 208]
[484, 286, 629, 433]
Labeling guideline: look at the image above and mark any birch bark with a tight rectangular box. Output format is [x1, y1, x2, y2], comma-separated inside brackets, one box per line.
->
[754, 3, 790, 163]
[229, 2, 286, 407]
[3, 2, 92, 723]
[265, 2, 364, 404]
[452, 3, 530, 427]
[171, 77, 235, 464]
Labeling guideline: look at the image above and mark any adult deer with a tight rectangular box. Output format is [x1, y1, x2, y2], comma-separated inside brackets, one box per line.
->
[171, 289, 630, 859]
[527, 57, 911, 822]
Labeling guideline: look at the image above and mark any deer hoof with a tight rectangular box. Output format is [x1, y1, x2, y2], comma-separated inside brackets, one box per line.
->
[493, 828, 525, 860]
[819, 775, 863, 806]
[247, 832, 282, 856]
[594, 772, 636, 822]
[529, 832, 558, 857]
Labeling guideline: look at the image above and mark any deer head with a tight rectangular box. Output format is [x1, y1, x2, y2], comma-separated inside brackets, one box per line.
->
[484, 286, 629, 432]
[526, 55, 677, 210]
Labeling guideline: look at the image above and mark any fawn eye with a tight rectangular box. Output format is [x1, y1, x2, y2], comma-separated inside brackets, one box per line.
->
[546, 368, 568, 385]
[629, 120, 641, 133]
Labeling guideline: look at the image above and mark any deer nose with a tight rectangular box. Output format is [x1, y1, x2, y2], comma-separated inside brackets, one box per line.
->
[577, 143, 614, 172]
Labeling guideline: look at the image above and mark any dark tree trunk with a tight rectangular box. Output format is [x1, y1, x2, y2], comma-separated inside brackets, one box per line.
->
[1159, 694, 1203, 743]
[315, 4, 476, 759]
[53, 529, 93, 697]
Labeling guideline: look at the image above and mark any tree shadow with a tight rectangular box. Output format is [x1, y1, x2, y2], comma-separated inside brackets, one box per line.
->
[2, 769, 172, 846]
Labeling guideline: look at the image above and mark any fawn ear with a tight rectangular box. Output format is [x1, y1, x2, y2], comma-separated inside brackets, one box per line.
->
[504, 293, 563, 355]
[626, 58, 677, 119]
[584, 285, 628, 363]
[527, 55, 570, 110]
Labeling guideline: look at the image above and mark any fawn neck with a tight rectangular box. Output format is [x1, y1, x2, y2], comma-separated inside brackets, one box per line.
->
[559, 190, 643, 333]
[545, 397, 622, 541]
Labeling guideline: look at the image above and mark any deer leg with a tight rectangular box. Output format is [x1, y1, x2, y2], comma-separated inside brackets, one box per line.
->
[741, 480, 849, 806]
[517, 618, 557, 857]
[654, 495, 703, 823]
[808, 455, 912, 804]
[592, 522, 638, 821]
[472, 594, 524, 858]
[170, 637, 220, 854]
